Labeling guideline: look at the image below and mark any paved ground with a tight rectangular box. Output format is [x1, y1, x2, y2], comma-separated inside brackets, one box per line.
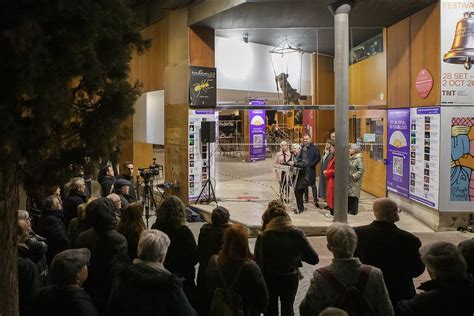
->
[187, 222, 473, 316]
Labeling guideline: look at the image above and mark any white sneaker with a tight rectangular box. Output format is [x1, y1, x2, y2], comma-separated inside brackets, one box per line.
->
[324, 212, 333, 219]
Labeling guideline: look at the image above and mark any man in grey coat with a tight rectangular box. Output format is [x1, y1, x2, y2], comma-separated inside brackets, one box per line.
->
[300, 223, 394, 316]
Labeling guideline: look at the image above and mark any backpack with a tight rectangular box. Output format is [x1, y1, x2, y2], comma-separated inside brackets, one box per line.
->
[318, 265, 375, 316]
[209, 262, 245, 316]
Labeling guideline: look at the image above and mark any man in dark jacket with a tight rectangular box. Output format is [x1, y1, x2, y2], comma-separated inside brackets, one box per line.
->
[98, 165, 116, 197]
[38, 195, 70, 265]
[34, 248, 99, 316]
[109, 229, 196, 316]
[354, 198, 425, 313]
[75, 198, 128, 313]
[117, 161, 137, 200]
[62, 177, 87, 228]
[289, 143, 308, 214]
[302, 134, 321, 207]
[113, 178, 136, 207]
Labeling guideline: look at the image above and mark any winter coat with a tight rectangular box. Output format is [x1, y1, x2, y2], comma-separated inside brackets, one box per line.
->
[75, 198, 129, 312]
[398, 278, 474, 316]
[274, 149, 292, 165]
[37, 209, 70, 265]
[117, 174, 137, 200]
[109, 261, 196, 316]
[68, 218, 90, 247]
[299, 258, 394, 316]
[34, 285, 99, 316]
[348, 152, 364, 198]
[151, 223, 198, 294]
[18, 243, 49, 287]
[206, 257, 269, 316]
[319, 152, 333, 199]
[292, 152, 309, 190]
[98, 175, 116, 197]
[18, 256, 39, 316]
[354, 221, 425, 309]
[324, 156, 335, 209]
[62, 189, 87, 228]
[303, 143, 321, 186]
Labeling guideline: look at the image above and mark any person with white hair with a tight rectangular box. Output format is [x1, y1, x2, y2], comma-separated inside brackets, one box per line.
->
[300, 223, 393, 316]
[347, 144, 364, 215]
[288, 143, 309, 214]
[63, 177, 87, 227]
[398, 242, 474, 316]
[275, 140, 292, 202]
[109, 229, 197, 315]
[354, 198, 425, 314]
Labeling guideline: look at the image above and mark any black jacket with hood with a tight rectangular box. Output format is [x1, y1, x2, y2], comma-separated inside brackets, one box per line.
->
[75, 198, 128, 312]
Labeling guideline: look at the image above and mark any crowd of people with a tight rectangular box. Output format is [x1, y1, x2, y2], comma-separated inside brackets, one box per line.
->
[17, 168, 474, 316]
[274, 131, 365, 217]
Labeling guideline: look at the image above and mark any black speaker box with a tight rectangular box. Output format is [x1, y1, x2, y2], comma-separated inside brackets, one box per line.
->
[201, 121, 216, 143]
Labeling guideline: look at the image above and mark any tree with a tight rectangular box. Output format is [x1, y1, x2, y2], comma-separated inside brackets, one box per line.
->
[0, 1, 149, 314]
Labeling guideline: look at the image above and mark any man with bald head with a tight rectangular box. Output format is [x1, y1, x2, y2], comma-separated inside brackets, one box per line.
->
[354, 198, 425, 315]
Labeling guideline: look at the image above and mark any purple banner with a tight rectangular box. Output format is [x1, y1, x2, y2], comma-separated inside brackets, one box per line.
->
[249, 110, 266, 161]
[417, 107, 440, 115]
[387, 108, 411, 198]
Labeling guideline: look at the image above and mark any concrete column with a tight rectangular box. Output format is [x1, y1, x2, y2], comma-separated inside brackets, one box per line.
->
[329, 1, 352, 223]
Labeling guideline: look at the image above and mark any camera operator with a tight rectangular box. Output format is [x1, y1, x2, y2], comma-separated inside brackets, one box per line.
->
[118, 161, 137, 200]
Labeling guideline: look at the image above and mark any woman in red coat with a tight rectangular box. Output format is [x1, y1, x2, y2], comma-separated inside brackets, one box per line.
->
[323, 141, 336, 216]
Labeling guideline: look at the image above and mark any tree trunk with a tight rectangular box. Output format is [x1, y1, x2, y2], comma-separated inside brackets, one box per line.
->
[0, 168, 19, 316]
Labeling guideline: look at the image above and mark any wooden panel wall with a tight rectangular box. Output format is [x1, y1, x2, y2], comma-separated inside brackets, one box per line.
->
[387, 17, 411, 108]
[313, 54, 335, 105]
[410, 3, 440, 107]
[189, 26, 215, 67]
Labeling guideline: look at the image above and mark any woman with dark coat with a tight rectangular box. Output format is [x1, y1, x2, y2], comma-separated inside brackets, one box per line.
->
[117, 202, 146, 260]
[62, 177, 87, 228]
[318, 140, 334, 202]
[255, 200, 319, 316]
[206, 224, 268, 316]
[196, 206, 231, 315]
[151, 196, 198, 305]
[37, 195, 70, 265]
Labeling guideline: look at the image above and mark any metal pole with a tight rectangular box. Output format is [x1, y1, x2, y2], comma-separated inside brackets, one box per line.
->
[329, 1, 352, 223]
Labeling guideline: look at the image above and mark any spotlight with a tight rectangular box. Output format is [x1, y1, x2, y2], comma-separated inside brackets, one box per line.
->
[243, 33, 249, 43]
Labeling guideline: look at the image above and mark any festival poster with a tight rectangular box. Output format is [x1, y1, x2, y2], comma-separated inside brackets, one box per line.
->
[440, 0, 474, 105]
[249, 109, 266, 161]
[188, 110, 218, 200]
[387, 108, 411, 198]
[409, 107, 440, 209]
[450, 117, 474, 201]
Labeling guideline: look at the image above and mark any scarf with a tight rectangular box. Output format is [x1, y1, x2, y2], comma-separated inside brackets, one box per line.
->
[133, 258, 171, 275]
[264, 215, 294, 232]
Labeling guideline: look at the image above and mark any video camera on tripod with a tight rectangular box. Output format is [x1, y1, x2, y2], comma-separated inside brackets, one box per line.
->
[138, 158, 163, 182]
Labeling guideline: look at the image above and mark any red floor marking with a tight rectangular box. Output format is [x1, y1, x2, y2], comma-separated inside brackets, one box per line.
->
[236, 196, 260, 200]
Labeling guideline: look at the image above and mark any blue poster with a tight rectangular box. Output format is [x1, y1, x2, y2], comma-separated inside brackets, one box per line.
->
[249, 110, 266, 161]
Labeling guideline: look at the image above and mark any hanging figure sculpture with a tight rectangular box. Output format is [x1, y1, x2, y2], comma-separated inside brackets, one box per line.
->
[275, 73, 301, 105]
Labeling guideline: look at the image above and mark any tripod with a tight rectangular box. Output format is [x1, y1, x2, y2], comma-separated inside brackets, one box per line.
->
[196, 142, 217, 204]
[141, 177, 157, 228]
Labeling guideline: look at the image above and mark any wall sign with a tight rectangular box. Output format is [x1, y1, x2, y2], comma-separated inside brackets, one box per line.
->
[440, 0, 474, 105]
[189, 66, 217, 108]
[387, 108, 411, 198]
[415, 69, 434, 99]
[249, 110, 266, 161]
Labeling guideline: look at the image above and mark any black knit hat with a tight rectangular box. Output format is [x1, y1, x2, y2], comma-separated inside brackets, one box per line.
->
[211, 206, 230, 225]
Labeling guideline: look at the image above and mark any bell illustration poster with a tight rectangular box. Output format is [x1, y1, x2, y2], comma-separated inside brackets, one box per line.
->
[440, 0, 474, 105]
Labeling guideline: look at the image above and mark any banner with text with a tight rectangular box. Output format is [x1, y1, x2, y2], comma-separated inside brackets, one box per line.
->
[249, 109, 266, 161]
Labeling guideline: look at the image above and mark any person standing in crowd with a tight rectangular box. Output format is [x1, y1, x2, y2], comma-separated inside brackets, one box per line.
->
[197, 206, 231, 315]
[152, 196, 198, 305]
[255, 200, 319, 316]
[398, 242, 474, 315]
[206, 224, 268, 316]
[34, 248, 99, 316]
[68, 201, 92, 247]
[319, 139, 334, 205]
[288, 143, 308, 214]
[118, 161, 137, 200]
[107, 193, 122, 215]
[299, 223, 393, 316]
[62, 177, 87, 227]
[113, 178, 135, 207]
[354, 198, 425, 314]
[98, 164, 116, 197]
[117, 202, 146, 260]
[458, 238, 474, 276]
[302, 134, 321, 208]
[38, 195, 70, 265]
[323, 141, 336, 216]
[275, 141, 292, 203]
[75, 198, 128, 313]
[109, 230, 197, 316]
[347, 144, 364, 215]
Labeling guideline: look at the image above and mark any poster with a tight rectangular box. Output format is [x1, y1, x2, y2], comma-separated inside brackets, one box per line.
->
[249, 109, 266, 161]
[450, 117, 474, 201]
[409, 107, 440, 208]
[188, 110, 218, 200]
[440, 0, 474, 105]
[189, 66, 217, 108]
[387, 108, 411, 198]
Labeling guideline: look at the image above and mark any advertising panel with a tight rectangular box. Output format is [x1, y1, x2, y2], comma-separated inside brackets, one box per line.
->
[409, 107, 441, 209]
[387, 108, 411, 198]
[189, 66, 217, 108]
[440, 0, 474, 105]
[249, 109, 266, 161]
[188, 110, 217, 200]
